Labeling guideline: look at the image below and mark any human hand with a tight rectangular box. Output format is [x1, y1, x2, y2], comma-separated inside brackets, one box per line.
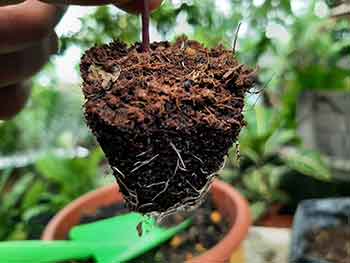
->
[0, 0, 65, 120]
[41, 0, 163, 13]
[0, 0, 163, 120]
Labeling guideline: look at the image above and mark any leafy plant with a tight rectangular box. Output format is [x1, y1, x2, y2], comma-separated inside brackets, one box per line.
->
[219, 105, 331, 221]
[60, 7, 140, 53]
[325, 0, 346, 8]
[275, 11, 350, 126]
[0, 149, 104, 241]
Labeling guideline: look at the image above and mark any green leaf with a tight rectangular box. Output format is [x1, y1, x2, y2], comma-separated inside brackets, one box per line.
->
[264, 129, 297, 155]
[250, 201, 268, 222]
[218, 169, 240, 183]
[6, 223, 27, 241]
[255, 106, 272, 137]
[3, 173, 34, 210]
[22, 205, 52, 223]
[263, 165, 290, 188]
[21, 180, 46, 210]
[239, 145, 260, 164]
[0, 168, 13, 194]
[243, 169, 268, 196]
[280, 147, 332, 181]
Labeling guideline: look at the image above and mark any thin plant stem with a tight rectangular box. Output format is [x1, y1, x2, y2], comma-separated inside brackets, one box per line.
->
[142, 0, 150, 52]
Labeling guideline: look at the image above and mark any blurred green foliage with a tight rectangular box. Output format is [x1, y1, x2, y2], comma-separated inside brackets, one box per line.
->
[0, 82, 91, 155]
[219, 106, 332, 221]
[0, 149, 104, 240]
[60, 7, 140, 52]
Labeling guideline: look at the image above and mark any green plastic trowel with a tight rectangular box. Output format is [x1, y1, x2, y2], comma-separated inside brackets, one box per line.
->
[0, 213, 192, 263]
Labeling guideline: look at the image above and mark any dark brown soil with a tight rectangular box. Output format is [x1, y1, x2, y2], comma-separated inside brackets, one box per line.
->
[81, 38, 256, 215]
[75, 195, 229, 263]
[306, 226, 350, 263]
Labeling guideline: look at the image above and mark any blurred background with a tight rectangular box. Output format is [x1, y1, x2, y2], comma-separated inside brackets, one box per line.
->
[1, 0, 350, 241]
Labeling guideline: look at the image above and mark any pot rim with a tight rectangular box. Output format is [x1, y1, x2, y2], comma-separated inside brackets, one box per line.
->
[42, 179, 251, 263]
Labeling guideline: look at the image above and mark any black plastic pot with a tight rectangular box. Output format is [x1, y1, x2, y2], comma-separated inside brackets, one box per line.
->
[290, 198, 350, 263]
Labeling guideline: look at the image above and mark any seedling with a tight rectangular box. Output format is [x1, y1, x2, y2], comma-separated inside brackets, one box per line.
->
[81, 0, 256, 219]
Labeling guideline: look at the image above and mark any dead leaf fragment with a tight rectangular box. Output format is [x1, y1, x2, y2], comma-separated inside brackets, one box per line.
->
[88, 64, 121, 90]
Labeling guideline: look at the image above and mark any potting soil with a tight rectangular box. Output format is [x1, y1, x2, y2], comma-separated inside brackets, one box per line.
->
[81, 38, 256, 217]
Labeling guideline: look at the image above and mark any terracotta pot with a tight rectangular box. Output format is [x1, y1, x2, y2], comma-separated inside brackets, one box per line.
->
[256, 205, 294, 228]
[42, 180, 251, 263]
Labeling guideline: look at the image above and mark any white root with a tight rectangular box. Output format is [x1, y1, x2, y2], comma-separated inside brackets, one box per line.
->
[136, 149, 152, 157]
[144, 181, 167, 189]
[131, 154, 159, 173]
[192, 154, 204, 164]
[152, 179, 170, 201]
[138, 202, 156, 211]
[170, 142, 187, 170]
[171, 159, 180, 179]
[200, 168, 209, 174]
[186, 177, 201, 194]
[111, 166, 126, 179]
[116, 177, 139, 207]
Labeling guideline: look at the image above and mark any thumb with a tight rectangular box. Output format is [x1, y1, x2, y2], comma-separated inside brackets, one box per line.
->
[39, 0, 163, 13]
[114, 0, 163, 13]
[0, 0, 25, 6]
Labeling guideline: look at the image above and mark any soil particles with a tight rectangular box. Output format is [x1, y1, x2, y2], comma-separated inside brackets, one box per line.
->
[75, 194, 229, 263]
[306, 226, 350, 263]
[81, 38, 256, 215]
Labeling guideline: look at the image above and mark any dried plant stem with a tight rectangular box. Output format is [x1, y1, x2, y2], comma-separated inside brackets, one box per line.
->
[142, 0, 150, 52]
[233, 22, 242, 52]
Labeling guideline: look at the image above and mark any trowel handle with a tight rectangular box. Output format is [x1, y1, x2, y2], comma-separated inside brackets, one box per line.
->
[0, 241, 92, 262]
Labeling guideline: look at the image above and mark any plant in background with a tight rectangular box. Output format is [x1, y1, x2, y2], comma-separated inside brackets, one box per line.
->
[0, 82, 92, 155]
[276, 13, 350, 126]
[0, 148, 104, 241]
[60, 7, 140, 53]
[219, 105, 331, 221]
[325, 0, 347, 8]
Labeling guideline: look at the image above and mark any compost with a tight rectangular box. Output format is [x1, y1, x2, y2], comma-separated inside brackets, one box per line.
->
[81, 38, 256, 216]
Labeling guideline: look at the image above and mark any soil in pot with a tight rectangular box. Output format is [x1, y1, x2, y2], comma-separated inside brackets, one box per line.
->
[68, 194, 229, 263]
[81, 38, 256, 217]
[306, 226, 350, 263]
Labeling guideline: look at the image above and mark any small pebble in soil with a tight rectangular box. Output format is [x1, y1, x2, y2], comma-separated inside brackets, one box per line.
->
[195, 243, 207, 253]
[170, 235, 183, 249]
[210, 210, 222, 224]
[186, 252, 194, 261]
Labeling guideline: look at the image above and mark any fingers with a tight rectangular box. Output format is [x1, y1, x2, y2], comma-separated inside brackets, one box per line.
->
[40, 0, 111, 5]
[0, 34, 57, 88]
[114, 0, 163, 13]
[0, 82, 31, 120]
[0, 0, 25, 6]
[0, 0, 66, 53]
[41, 0, 163, 13]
